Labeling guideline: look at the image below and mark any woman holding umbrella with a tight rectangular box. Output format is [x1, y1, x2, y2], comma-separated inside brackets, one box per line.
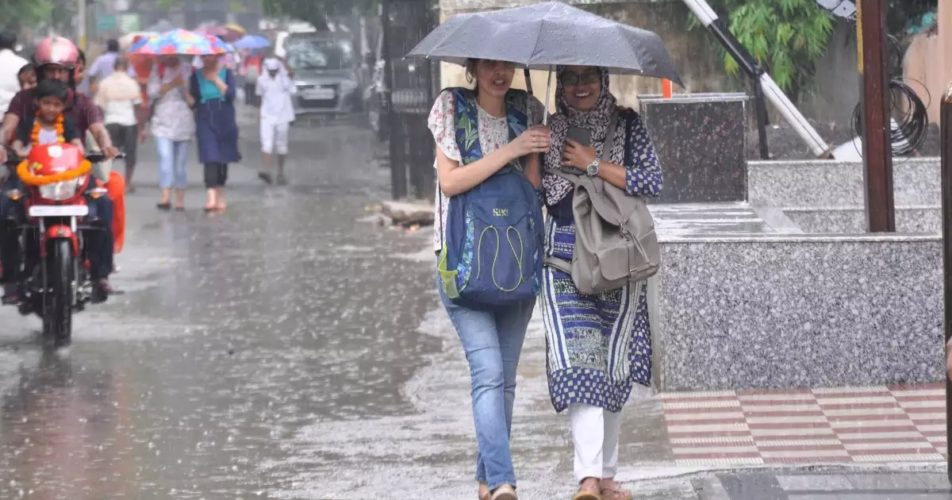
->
[131, 30, 239, 213]
[428, 58, 549, 500]
[148, 54, 195, 210]
[190, 52, 240, 212]
[541, 66, 663, 500]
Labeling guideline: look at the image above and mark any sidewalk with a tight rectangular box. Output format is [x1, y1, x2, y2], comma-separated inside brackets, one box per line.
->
[660, 384, 946, 465]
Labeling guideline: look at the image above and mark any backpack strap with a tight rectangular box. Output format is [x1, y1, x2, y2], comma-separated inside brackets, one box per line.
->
[451, 87, 529, 169]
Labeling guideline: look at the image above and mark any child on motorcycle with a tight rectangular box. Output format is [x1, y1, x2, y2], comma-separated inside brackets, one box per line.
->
[11, 79, 84, 154]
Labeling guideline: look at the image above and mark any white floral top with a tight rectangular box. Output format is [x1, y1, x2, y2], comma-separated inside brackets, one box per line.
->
[427, 89, 543, 251]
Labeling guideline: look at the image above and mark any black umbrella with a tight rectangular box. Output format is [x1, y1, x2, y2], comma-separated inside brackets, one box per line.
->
[407, 1, 683, 86]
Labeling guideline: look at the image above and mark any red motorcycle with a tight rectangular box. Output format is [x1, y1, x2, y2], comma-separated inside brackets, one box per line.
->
[2, 143, 113, 346]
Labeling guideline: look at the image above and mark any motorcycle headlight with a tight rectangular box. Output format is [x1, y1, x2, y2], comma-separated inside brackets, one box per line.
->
[38, 178, 83, 201]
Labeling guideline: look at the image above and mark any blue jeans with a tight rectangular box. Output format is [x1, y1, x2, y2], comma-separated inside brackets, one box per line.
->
[156, 137, 189, 189]
[438, 276, 536, 490]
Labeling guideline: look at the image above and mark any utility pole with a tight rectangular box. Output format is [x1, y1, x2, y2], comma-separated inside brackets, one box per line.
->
[856, 0, 895, 232]
[77, 0, 87, 51]
[942, 83, 952, 485]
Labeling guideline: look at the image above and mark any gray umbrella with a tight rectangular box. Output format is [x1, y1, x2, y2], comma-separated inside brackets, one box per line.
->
[407, 1, 683, 86]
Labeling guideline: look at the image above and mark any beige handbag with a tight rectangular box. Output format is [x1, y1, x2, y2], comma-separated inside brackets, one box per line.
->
[546, 113, 661, 295]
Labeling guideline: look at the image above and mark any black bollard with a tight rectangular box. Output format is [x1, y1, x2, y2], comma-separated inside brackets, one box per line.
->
[942, 82, 951, 484]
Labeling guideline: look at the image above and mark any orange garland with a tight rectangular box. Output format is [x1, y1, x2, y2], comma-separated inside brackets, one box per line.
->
[30, 114, 66, 145]
[17, 113, 89, 186]
[17, 158, 91, 186]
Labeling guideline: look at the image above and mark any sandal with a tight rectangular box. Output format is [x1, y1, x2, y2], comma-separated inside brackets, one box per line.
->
[573, 479, 602, 500]
[572, 492, 601, 500]
[600, 488, 631, 500]
[490, 484, 517, 500]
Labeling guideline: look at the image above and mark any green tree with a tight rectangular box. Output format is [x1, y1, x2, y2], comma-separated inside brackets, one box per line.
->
[702, 0, 938, 98]
[0, 0, 54, 32]
[712, 0, 834, 98]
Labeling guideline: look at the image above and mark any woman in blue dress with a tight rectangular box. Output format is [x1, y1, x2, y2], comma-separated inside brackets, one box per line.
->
[190, 53, 241, 212]
[541, 66, 663, 500]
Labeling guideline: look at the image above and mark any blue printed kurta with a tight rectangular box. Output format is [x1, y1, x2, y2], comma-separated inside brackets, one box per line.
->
[541, 109, 663, 413]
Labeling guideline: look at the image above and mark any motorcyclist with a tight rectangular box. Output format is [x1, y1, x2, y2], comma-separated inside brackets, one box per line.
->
[0, 36, 120, 304]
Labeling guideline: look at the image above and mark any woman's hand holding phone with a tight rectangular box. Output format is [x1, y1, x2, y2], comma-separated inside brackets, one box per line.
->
[562, 138, 597, 172]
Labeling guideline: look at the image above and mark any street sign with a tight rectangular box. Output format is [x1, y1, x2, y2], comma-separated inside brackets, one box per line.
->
[96, 14, 118, 34]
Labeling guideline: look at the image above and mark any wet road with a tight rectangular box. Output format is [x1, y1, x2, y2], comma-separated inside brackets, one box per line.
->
[0, 120, 444, 498]
[3, 117, 943, 500]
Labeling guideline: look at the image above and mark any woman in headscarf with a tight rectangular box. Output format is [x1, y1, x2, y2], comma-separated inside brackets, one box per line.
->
[190, 53, 240, 213]
[541, 66, 663, 500]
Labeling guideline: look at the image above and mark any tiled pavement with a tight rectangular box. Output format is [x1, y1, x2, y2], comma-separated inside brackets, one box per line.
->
[694, 471, 952, 499]
[660, 383, 947, 466]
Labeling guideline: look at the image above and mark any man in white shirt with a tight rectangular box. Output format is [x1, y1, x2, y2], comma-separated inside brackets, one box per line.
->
[0, 33, 28, 115]
[256, 57, 296, 186]
[94, 56, 144, 188]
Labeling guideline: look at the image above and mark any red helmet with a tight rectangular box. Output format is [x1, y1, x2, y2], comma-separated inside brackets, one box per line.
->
[34, 36, 79, 70]
[27, 143, 84, 176]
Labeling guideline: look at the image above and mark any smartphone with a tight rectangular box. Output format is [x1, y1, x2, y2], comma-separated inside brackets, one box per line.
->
[566, 126, 591, 146]
[562, 127, 591, 175]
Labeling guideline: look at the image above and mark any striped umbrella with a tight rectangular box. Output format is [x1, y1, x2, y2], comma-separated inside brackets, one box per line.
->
[129, 29, 231, 56]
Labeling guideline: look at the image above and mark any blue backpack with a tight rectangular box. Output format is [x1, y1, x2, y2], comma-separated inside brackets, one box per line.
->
[437, 88, 544, 308]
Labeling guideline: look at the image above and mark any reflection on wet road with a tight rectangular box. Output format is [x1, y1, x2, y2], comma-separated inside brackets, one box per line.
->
[0, 123, 441, 498]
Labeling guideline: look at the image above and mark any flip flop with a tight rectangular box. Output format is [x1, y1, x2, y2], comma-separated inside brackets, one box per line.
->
[572, 492, 601, 500]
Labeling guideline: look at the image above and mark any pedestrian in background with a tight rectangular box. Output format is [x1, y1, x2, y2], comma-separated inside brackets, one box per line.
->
[190, 53, 240, 213]
[256, 56, 295, 186]
[148, 55, 194, 211]
[541, 66, 663, 500]
[85, 39, 120, 95]
[95, 57, 144, 190]
[0, 33, 28, 114]
[428, 58, 548, 500]
[17, 64, 36, 90]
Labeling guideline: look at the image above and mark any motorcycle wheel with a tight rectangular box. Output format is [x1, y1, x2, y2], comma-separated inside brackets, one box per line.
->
[42, 239, 73, 347]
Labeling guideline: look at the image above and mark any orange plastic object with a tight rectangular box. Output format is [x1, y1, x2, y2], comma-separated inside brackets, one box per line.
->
[105, 171, 126, 254]
[662, 79, 673, 99]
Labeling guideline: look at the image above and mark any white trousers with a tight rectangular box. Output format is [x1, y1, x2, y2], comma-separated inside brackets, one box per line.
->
[569, 404, 623, 483]
[260, 117, 290, 155]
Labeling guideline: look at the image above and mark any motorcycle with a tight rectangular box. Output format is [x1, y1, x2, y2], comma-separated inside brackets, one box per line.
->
[2, 143, 117, 346]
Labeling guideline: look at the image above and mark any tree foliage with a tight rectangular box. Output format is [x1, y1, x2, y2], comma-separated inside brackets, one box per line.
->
[712, 0, 834, 96]
[0, 0, 55, 32]
[704, 0, 937, 98]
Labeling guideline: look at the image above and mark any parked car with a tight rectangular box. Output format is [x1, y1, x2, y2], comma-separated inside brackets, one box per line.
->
[282, 33, 362, 116]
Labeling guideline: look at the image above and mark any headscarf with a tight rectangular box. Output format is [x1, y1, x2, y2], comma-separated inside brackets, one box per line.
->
[542, 66, 626, 206]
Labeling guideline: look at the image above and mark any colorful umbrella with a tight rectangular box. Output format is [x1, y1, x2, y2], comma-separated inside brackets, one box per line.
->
[119, 31, 157, 51]
[129, 29, 231, 56]
[198, 23, 246, 43]
[233, 35, 271, 51]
